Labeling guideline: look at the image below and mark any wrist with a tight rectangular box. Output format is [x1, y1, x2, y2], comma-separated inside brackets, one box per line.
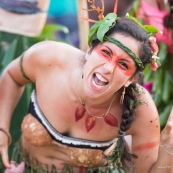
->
[0, 128, 12, 146]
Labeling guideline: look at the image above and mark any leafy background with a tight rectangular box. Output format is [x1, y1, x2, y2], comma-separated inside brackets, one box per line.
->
[130, 0, 173, 130]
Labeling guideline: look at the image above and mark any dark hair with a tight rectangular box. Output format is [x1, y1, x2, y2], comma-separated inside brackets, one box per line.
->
[90, 17, 152, 171]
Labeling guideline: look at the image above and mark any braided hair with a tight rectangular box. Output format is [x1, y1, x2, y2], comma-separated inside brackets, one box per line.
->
[90, 17, 152, 171]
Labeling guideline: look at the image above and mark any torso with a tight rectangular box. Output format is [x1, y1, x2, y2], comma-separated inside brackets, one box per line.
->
[20, 42, 124, 171]
[18, 41, 159, 173]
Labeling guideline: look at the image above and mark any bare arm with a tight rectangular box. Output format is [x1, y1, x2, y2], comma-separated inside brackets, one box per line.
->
[130, 88, 160, 173]
[0, 40, 68, 168]
[0, 59, 28, 168]
[150, 107, 173, 173]
[130, 87, 173, 173]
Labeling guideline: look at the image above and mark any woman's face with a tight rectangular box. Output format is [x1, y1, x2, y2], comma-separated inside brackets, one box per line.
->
[83, 33, 140, 99]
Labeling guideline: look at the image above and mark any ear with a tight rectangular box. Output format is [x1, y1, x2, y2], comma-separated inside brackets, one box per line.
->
[124, 74, 139, 87]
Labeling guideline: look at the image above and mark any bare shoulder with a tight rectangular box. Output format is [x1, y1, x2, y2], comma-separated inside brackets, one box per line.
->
[24, 41, 84, 66]
[15, 41, 84, 82]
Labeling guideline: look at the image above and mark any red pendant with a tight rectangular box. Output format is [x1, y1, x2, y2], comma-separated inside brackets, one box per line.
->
[104, 113, 118, 126]
[75, 106, 86, 121]
[85, 115, 96, 132]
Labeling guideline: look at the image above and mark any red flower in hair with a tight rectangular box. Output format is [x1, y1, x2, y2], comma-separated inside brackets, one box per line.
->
[149, 36, 158, 55]
[151, 61, 158, 71]
[149, 36, 160, 71]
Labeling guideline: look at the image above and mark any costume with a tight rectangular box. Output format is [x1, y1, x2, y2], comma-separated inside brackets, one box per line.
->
[11, 90, 127, 172]
[10, 1, 160, 172]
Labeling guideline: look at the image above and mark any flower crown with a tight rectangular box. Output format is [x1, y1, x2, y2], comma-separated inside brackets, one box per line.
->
[81, 0, 161, 71]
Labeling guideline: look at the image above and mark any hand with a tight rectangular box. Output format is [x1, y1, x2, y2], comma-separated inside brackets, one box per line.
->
[160, 107, 173, 145]
[4, 161, 25, 173]
[0, 131, 11, 168]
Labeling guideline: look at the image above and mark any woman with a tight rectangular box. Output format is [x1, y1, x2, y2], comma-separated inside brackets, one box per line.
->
[0, 12, 173, 173]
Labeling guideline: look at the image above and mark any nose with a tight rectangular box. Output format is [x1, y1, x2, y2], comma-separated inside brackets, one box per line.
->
[103, 62, 115, 74]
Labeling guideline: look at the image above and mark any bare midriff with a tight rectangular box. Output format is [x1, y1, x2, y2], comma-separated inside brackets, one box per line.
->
[21, 136, 106, 172]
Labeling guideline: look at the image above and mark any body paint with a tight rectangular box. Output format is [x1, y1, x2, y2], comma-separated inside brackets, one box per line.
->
[132, 140, 159, 151]
[94, 45, 135, 76]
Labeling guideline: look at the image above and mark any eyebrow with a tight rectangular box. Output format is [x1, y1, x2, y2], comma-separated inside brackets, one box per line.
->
[120, 58, 134, 64]
[104, 36, 144, 69]
[104, 45, 134, 63]
[104, 46, 114, 55]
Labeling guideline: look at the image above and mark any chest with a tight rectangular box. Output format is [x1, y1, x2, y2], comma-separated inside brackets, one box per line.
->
[31, 72, 122, 141]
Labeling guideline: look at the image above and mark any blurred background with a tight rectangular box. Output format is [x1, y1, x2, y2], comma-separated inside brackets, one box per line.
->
[0, 0, 172, 170]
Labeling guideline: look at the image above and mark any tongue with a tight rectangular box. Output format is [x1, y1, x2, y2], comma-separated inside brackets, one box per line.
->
[94, 74, 108, 86]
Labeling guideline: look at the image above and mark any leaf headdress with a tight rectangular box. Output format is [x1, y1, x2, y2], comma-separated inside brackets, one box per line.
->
[82, 0, 161, 71]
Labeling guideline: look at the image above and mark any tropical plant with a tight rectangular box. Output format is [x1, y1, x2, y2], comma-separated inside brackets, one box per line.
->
[130, 0, 173, 130]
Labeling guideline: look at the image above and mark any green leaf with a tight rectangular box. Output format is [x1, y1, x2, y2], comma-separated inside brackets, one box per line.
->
[97, 13, 117, 42]
[158, 42, 167, 62]
[144, 25, 160, 34]
[162, 71, 172, 102]
[143, 64, 152, 82]
[88, 13, 117, 45]
[126, 14, 160, 34]
[88, 20, 102, 45]
[41, 24, 69, 40]
[159, 105, 172, 128]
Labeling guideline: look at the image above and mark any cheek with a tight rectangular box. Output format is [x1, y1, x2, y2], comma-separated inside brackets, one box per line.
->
[112, 69, 131, 88]
[123, 68, 135, 77]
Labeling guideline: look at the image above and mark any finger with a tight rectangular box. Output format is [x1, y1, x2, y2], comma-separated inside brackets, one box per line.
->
[1, 148, 11, 168]
[167, 106, 173, 123]
[163, 122, 173, 135]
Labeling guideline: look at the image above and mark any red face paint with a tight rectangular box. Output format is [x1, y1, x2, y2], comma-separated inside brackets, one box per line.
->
[94, 45, 135, 76]
[132, 140, 159, 151]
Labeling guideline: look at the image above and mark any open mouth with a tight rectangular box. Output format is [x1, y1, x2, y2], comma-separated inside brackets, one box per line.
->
[91, 72, 109, 90]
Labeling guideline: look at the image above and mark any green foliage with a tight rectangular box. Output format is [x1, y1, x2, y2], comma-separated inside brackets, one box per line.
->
[127, 14, 160, 35]
[130, 0, 173, 129]
[88, 13, 117, 45]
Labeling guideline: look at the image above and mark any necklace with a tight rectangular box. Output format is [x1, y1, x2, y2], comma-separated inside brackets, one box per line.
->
[75, 72, 118, 132]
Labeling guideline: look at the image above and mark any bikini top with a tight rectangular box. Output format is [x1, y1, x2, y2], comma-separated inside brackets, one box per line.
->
[21, 90, 117, 150]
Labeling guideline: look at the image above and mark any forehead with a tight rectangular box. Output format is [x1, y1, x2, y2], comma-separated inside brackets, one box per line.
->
[102, 33, 140, 59]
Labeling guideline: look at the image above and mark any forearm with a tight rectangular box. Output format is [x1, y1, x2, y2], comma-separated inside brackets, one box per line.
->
[0, 70, 25, 130]
[150, 146, 173, 173]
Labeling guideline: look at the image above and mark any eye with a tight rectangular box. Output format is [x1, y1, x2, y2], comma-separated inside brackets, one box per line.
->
[118, 62, 128, 69]
[102, 49, 111, 57]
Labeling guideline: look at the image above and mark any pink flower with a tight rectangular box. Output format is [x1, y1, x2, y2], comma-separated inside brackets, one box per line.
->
[149, 37, 160, 72]
[137, 0, 173, 46]
[151, 61, 158, 71]
[143, 82, 153, 93]
[149, 36, 159, 55]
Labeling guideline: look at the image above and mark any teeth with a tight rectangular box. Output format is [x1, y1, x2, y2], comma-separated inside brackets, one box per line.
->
[95, 73, 108, 82]
[92, 78, 104, 89]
